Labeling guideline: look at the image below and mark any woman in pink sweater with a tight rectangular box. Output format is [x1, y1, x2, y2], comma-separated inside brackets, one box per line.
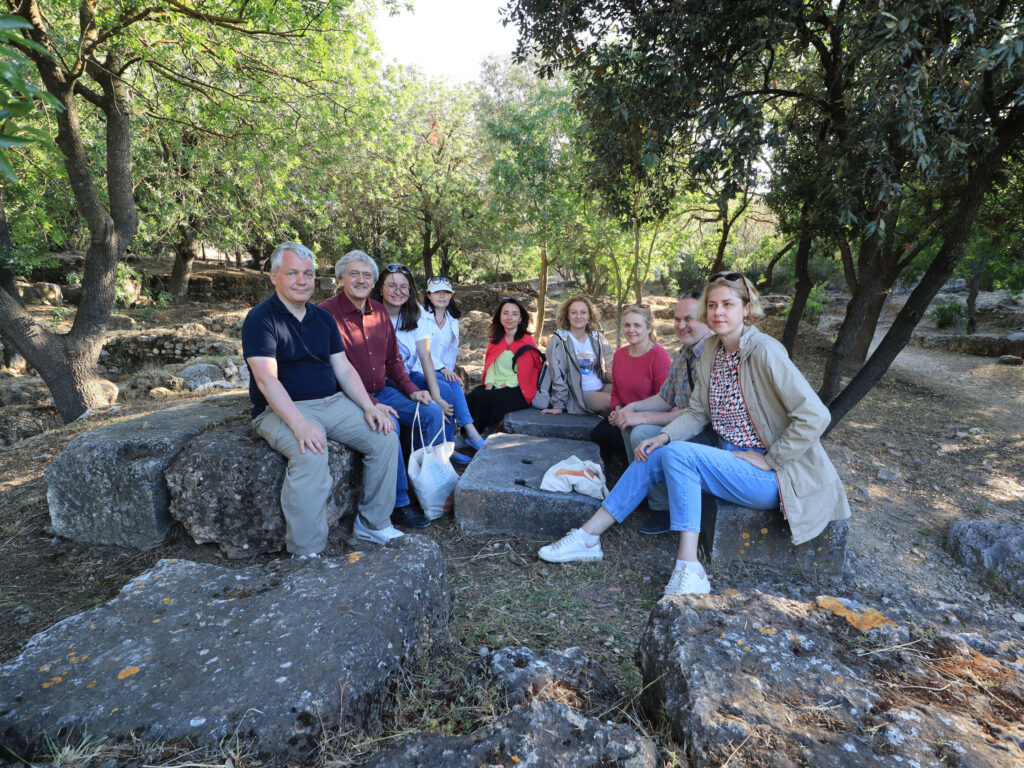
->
[591, 305, 671, 458]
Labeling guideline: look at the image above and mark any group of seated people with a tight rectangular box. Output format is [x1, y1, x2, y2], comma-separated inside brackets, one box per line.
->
[243, 242, 850, 597]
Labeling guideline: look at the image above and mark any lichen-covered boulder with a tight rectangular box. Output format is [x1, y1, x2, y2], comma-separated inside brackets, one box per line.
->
[364, 700, 659, 768]
[0, 404, 62, 446]
[467, 646, 618, 710]
[45, 397, 247, 549]
[0, 541, 452, 762]
[165, 421, 361, 558]
[637, 590, 1024, 767]
[947, 520, 1024, 599]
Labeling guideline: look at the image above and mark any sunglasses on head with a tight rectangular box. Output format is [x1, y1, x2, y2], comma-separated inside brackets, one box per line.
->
[709, 271, 745, 283]
[431, 276, 453, 288]
[500, 296, 518, 303]
[386, 263, 412, 275]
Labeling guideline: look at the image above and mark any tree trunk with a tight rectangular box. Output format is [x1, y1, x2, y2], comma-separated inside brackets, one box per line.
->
[536, 241, 549, 340]
[709, 193, 749, 275]
[757, 240, 794, 290]
[965, 257, 984, 335]
[848, 288, 889, 370]
[169, 213, 201, 297]
[0, 188, 21, 308]
[0, 46, 140, 422]
[817, 233, 883, 404]
[781, 210, 813, 356]
[824, 131, 1016, 431]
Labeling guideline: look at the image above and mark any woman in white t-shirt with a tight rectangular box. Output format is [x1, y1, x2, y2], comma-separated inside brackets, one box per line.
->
[372, 266, 475, 463]
[541, 295, 614, 416]
[414, 276, 486, 452]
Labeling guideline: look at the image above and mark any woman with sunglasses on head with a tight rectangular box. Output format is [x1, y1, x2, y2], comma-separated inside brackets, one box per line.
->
[372, 264, 473, 464]
[539, 272, 850, 598]
[466, 297, 543, 430]
[413, 275, 486, 452]
[540, 295, 615, 417]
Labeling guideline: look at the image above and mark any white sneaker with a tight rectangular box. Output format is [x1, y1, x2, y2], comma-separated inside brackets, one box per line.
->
[291, 551, 321, 560]
[663, 566, 711, 597]
[538, 528, 603, 563]
[353, 515, 405, 545]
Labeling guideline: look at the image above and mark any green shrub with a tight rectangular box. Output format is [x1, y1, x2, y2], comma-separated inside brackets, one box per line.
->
[782, 282, 827, 326]
[933, 298, 965, 329]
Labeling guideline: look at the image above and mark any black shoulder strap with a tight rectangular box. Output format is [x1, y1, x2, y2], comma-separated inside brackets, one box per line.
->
[511, 344, 545, 370]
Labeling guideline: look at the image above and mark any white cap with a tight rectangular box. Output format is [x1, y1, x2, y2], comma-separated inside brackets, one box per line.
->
[426, 276, 454, 293]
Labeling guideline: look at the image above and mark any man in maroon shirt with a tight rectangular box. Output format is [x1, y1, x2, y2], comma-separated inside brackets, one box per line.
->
[321, 250, 445, 529]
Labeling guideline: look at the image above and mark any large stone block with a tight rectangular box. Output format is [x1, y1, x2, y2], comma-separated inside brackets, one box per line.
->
[503, 408, 601, 440]
[638, 590, 1023, 768]
[364, 700, 658, 768]
[702, 500, 848, 575]
[45, 397, 246, 550]
[947, 520, 1024, 599]
[0, 540, 452, 761]
[454, 433, 603, 537]
[166, 421, 361, 558]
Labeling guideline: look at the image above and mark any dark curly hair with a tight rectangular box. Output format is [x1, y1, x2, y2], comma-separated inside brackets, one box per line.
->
[488, 297, 531, 343]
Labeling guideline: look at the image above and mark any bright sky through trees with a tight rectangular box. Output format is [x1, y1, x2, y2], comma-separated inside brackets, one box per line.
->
[373, 0, 520, 82]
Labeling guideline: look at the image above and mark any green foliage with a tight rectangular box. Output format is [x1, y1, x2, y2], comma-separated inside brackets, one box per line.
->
[933, 298, 966, 329]
[114, 263, 141, 307]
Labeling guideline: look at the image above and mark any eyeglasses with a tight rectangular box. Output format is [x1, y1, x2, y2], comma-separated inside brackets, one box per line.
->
[386, 263, 412, 275]
[708, 271, 745, 283]
[431, 276, 453, 289]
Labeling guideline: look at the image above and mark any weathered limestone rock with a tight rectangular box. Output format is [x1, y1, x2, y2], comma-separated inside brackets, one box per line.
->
[503, 408, 602, 440]
[166, 421, 361, 558]
[99, 327, 239, 372]
[638, 590, 1023, 768]
[0, 404, 62, 446]
[0, 542, 451, 761]
[45, 397, 247, 550]
[947, 521, 1024, 599]
[454, 433, 603, 537]
[911, 332, 1024, 358]
[363, 700, 659, 768]
[704, 500, 849, 575]
[999, 354, 1023, 365]
[32, 282, 62, 306]
[178, 361, 228, 391]
[467, 646, 618, 710]
[0, 376, 49, 407]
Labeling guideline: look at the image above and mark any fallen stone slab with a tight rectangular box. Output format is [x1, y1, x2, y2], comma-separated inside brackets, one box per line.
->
[503, 408, 601, 440]
[637, 590, 1024, 768]
[454, 433, 603, 537]
[0, 539, 451, 762]
[45, 396, 247, 550]
[363, 700, 659, 768]
[703, 500, 849, 576]
[947, 520, 1024, 599]
[467, 646, 618, 710]
[166, 421, 360, 558]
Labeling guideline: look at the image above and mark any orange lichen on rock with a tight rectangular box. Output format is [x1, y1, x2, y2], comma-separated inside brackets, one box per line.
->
[347, 552, 364, 564]
[815, 595, 897, 632]
[117, 666, 141, 680]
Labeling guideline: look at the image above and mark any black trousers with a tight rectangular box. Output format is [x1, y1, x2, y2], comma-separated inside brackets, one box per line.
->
[467, 385, 529, 430]
[590, 418, 627, 460]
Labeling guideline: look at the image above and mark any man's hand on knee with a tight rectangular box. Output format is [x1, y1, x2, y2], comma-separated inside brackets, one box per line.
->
[410, 390, 432, 405]
[365, 403, 396, 433]
[292, 419, 327, 454]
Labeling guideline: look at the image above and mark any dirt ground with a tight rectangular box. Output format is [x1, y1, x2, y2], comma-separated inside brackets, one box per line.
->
[1, 289, 1022, 765]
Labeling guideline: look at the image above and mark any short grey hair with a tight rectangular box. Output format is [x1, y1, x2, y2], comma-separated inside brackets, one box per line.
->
[335, 250, 378, 282]
[270, 241, 315, 271]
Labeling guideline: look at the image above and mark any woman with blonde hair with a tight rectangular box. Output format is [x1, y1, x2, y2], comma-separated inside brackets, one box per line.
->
[541, 295, 614, 416]
[539, 272, 850, 597]
[590, 304, 672, 459]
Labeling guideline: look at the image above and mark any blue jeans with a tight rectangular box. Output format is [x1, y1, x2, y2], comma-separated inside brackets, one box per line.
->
[408, 371, 474, 442]
[603, 439, 780, 532]
[374, 385, 446, 508]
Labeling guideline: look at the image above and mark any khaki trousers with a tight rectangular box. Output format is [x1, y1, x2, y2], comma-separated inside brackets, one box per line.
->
[254, 391, 399, 555]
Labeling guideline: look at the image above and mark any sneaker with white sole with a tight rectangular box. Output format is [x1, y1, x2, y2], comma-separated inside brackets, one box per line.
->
[291, 551, 321, 560]
[538, 528, 603, 563]
[353, 515, 405, 545]
[662, 566, 711, 597]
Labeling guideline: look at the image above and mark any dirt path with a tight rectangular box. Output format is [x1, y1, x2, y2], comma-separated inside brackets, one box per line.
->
[889, 343, 1024, 432]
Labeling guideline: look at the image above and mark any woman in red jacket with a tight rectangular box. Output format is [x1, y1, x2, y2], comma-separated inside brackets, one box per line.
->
[467, 297, 543, 429]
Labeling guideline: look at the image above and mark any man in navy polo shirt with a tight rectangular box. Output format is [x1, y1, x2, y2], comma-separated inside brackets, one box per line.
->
[242, 241, 404, 556]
